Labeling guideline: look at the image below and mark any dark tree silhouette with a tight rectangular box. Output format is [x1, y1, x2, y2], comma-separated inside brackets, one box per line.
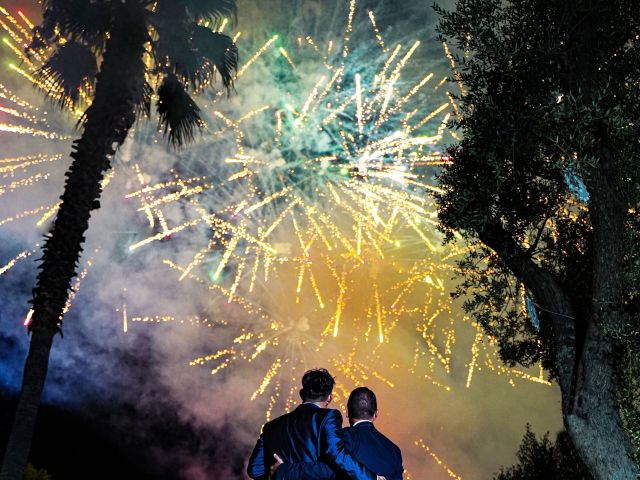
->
[434, 0, 640, 478]
[494, 426, 593, 480]
[0, 2, 237, 479]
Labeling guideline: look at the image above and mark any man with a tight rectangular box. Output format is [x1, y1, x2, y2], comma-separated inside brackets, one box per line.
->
[272, 387, 403, 480]
[247, 369, 385, 480]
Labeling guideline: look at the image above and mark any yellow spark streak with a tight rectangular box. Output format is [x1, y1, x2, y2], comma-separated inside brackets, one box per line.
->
[136, 185, 204, 210]
[62, 257, 93, 317]
[322, 94, 354, 125]
[443, 41, 467, 95]
[237, 35, 278, 78]
[304, 209, 333, 251]
[248, 251, 260, 292]
[0, 246, 37, 275]
[129, 217, 203, 250]
[2, 38, 35, 69]
[447, 91, 461, 117]
[244, 188, 291, 215]
[122, 304, 128, 333]
[410, 102, 449, 132]
[279, 47, 296, 69]
[31, 201, 54, 227]
[299, 76, 326, 121]
[332, 283, 346, 337]
[415, 439, 463, 480]
[296, 263, 306, 294]
[275, 110, 283, 138]
[398, 73, 434, 108]
[313, 68, 344, 113]
[0, 7, 30, 39]
[217, 18, 228, 33]
[238, 105, 269, 123]
[355, 73, 363, 135]
[0, 173, 50, 196]
[251, 359, 281, 400]
[228, 169, 250, 182]
[228, 255, 246, 303]
[0, 18, 23, 46]
[367, 11, 387, 52]
[308, 268, 325, 309]
[0, 121, 68, 140]
[178, 241, 213, 281]
[250, 340, 269, 361]
[0, 82, 37, 109]
[16, 10, 34, 29]
[213, 234, 240, 280]
[0, 204, 53, 227]
[404, 214, 436, 252]
[126, 176, 204, 198]
[23, 309, 34, 327]
[466, 330, 483, 388]
[341, 0, 357, 58]
[374, 286, 384, 343]
[0, 154, 62, 174]
[261, 200, 298, 239]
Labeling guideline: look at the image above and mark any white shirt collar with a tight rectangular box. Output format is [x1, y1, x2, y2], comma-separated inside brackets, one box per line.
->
[352, 419, 373, 427]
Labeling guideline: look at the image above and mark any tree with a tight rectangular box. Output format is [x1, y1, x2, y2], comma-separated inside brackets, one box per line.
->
[434, 0, 640, 478]
[494, 426, 593, 480]
[23, 464, 51, 480]
[0, 2, 238, 479]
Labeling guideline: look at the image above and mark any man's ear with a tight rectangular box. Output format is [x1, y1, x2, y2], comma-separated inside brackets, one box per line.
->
[373, 410, 379, 421]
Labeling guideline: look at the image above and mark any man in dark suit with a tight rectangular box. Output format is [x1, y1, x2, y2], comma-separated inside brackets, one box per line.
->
[247, 369, 385, 480]
[272, 387, 403, 480]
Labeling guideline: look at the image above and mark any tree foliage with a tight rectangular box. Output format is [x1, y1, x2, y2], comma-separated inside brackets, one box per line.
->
[434, 0, 640, 475]
[494, 426, 593, 480]
[32, 0, 238, 146]
[23, 465, 51, 480]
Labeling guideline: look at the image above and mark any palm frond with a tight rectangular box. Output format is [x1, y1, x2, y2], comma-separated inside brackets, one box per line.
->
[183, 0, 237, 24]
[156, 74, 205, 146]
[190, 26, 238, 90]
[37, 40, 98, 108]
[38, 0, 113, 51]
[136, 80, 154, 119]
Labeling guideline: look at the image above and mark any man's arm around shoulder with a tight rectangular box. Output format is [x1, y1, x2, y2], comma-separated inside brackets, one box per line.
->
[247, 434, 268, 480]
[274, 460, 336, 480]
[322, 409, 380, 480]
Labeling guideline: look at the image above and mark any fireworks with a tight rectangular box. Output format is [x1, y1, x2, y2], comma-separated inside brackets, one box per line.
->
[0, 3, 558, 477]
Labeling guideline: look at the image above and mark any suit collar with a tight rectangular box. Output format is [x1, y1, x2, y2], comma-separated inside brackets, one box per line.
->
[352, 420, 375, 428]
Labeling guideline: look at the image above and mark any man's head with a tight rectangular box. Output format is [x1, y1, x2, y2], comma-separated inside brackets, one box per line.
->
[347, 387, 378, 425]
[300, 368, 335, 405]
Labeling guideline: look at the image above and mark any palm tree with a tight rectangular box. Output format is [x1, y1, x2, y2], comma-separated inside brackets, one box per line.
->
[0, 1, 238, 479]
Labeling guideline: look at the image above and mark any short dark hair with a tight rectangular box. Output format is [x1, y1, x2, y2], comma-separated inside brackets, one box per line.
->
[300, 369, 335, 402]
[347, 387, 377, 420]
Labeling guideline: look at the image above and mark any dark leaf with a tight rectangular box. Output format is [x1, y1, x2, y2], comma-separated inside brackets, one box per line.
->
[156, 74, 205, 146]
[37, 40, 98, 108]
[155, 0, 236, 23]
[39, 0, 112, 50]
[190, 25, 238, 90]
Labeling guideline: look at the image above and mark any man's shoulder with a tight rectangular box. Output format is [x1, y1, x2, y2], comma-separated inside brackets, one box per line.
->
[265, 405, 338, 427]
[263, 409, 295, 432]
[375, 429, 402, 458]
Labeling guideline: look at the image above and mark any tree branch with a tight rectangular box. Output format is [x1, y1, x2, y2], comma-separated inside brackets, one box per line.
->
[478, 220, 577, 408]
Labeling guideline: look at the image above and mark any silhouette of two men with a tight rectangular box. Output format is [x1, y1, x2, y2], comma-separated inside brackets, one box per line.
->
[247, 369, 403, 480]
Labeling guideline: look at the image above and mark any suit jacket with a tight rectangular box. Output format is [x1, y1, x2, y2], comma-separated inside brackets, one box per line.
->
[274, 421, 404, 480]
[247, 403, 376, 480]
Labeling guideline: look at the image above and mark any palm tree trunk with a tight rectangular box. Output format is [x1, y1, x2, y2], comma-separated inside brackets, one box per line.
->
[0, 8, 148, 479]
